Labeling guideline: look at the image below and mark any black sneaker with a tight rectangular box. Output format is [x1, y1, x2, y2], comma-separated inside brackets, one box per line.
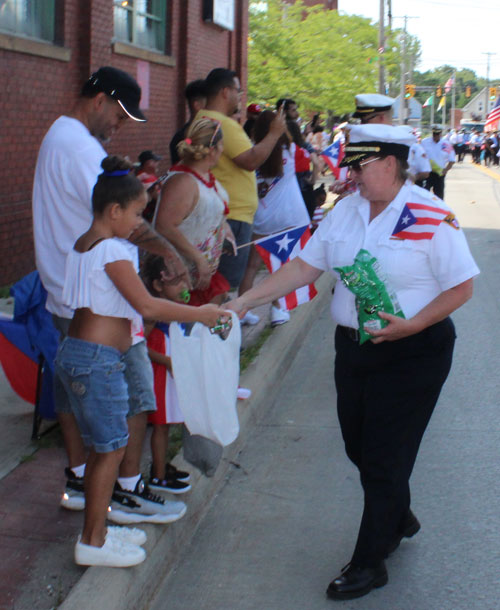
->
[109, 476, 187, 524]
[149, 475, 191, 494]
[60, 467, 85, 511]
[165, 463, 190, 482]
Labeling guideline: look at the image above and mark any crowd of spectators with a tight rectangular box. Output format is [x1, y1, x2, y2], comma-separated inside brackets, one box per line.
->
[31, 65, 327, 569]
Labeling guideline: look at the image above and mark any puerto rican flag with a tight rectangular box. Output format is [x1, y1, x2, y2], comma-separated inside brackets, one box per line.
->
[391, 202, 455, 240]
[255, 225, 317, 310]
[321, 140, 344, 179]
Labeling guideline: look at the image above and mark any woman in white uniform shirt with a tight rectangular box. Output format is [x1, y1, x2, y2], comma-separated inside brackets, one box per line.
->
[227, 124, 479, 600]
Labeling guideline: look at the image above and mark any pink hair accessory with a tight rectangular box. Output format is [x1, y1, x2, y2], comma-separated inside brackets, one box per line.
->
[184, 138, 192, 145]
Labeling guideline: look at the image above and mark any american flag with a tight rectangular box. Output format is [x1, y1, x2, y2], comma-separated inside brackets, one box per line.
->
[255, 225, 317, 310]
[321, 139, 344, 179]
[391, 202, 453, 240]
[444, 76, 454, 94]
[485, 97, 500, 132]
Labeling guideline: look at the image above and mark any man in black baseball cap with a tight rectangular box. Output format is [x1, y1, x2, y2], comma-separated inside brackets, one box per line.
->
[33, 65, 190, 546]
[83, 66, 147, 122]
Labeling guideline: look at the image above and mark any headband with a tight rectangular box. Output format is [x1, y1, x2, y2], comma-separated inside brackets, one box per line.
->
[102, 169, 130, 177]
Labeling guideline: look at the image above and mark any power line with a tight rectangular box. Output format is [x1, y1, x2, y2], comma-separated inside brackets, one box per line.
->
[414, 0, 500, 9]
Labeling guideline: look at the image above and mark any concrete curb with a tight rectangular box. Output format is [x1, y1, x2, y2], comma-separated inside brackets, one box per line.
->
[59, 273, 334, 610]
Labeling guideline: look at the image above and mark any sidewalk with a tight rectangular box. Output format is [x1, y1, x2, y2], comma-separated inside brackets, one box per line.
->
[0, 269, 334, 610]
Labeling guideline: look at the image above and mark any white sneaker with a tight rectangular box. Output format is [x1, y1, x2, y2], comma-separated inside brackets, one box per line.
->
[60, 467, 85, 511]
[107, 525, 147, 546]
[74, 536, 146, 567]
[237, 387, 252, 400]
[107, 503, 187, 525]
[109, 477, 187, 524]
[241, 311, 260, 325]
[270, 306, 290, 327]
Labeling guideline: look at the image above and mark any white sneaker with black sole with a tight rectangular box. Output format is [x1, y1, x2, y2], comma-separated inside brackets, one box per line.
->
[75, 535, 146, 568]
[109, 476, 187, 524]
[60, 467, 85, 511]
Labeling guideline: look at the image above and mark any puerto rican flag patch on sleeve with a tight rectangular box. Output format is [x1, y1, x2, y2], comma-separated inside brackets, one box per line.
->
[391, 202, 458, 240]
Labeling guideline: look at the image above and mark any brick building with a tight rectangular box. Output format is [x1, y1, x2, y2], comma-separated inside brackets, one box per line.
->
[285, 0, 338, 9]
[0, 0, 248, 286]
[300, 0, 337, 8]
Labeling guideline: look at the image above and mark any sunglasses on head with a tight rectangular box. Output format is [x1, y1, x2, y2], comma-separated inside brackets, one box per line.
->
[209, 120, 222, 147]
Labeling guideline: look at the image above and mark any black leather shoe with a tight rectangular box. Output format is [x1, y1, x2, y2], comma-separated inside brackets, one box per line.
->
[326, 561, 388, 600]
[387, 509, 421, 555]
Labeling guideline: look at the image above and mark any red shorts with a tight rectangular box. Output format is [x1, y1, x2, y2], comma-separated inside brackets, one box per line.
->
[189, 271, 230, 306]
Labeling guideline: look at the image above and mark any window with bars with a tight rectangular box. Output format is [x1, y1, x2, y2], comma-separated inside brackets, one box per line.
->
[0, 0, 56, 42]
[114, 0, 167, 53]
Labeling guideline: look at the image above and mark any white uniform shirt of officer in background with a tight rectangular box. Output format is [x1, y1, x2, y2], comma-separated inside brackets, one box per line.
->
[408, 141, 431, 180]
[421, 133, 456, 170]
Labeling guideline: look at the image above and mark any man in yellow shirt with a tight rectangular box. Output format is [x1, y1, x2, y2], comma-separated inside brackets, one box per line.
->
[195, 68, 285, 317]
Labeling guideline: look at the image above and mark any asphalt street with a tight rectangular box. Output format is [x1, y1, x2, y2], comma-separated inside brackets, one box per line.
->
[148, 162, 500, 610]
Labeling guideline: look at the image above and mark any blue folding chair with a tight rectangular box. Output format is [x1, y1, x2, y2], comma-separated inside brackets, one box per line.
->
[0, 271, 58, 438]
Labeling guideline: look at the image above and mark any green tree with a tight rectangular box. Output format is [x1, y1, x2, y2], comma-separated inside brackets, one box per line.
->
[412, 66, 487, 125]
[248, 0, 403, 117]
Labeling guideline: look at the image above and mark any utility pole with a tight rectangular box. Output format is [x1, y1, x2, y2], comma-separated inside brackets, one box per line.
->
[482, 52, 496, 120]
[378, 0, 385, 94]
[394, 15, 418, 125]
[451, 69, 456, 130]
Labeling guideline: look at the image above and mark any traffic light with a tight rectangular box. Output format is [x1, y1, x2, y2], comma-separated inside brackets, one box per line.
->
[405, 84, 415, 98]
[465, 86, 471, 98]
[489, 87, 497, 100]
[436, 86, 442, 97]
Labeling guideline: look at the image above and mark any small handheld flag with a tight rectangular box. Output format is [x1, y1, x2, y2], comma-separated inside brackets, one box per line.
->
[321, 140, 344, 179]
[255, 225, 317, 310]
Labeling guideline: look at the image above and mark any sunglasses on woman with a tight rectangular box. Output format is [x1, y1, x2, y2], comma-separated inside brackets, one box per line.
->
[349, 157, 381, 172]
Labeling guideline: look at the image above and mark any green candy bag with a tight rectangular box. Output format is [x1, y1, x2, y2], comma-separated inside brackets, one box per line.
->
[334, 249, 405, 345]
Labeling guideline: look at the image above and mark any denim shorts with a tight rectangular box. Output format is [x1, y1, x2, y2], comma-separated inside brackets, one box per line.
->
[52, 315, 155, 417]
[217, 219, 253, 288]
[55, 337, 130, 453]
[124, 341, 156, 417]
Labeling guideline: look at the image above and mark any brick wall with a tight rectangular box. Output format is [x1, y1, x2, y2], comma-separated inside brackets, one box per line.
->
[0, 0, 248, 286]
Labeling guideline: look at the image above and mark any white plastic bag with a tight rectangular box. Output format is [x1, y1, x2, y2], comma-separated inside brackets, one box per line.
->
[169, 312, 241, 446]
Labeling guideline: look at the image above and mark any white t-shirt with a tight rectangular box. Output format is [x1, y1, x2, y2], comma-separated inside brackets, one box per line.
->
[33, 116, 107, 318]
[32, 115, 144, 343]
[253, 144, 310, 236]
[299, 182, 479, 329]
[421, 136, 456, 171]
[63, 238, 139, 319]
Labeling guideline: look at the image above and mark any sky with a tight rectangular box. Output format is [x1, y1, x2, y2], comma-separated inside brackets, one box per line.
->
[339, 0, 500, 81]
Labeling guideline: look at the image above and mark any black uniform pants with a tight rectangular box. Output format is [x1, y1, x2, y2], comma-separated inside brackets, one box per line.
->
[334, 318, 456, 568]
[425, 171, 445, 200]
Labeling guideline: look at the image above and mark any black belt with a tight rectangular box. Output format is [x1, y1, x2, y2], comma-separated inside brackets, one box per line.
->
[338, 325, 360, 342]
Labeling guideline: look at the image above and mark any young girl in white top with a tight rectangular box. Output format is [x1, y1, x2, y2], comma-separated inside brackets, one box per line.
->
[55, 156, 229, 568]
